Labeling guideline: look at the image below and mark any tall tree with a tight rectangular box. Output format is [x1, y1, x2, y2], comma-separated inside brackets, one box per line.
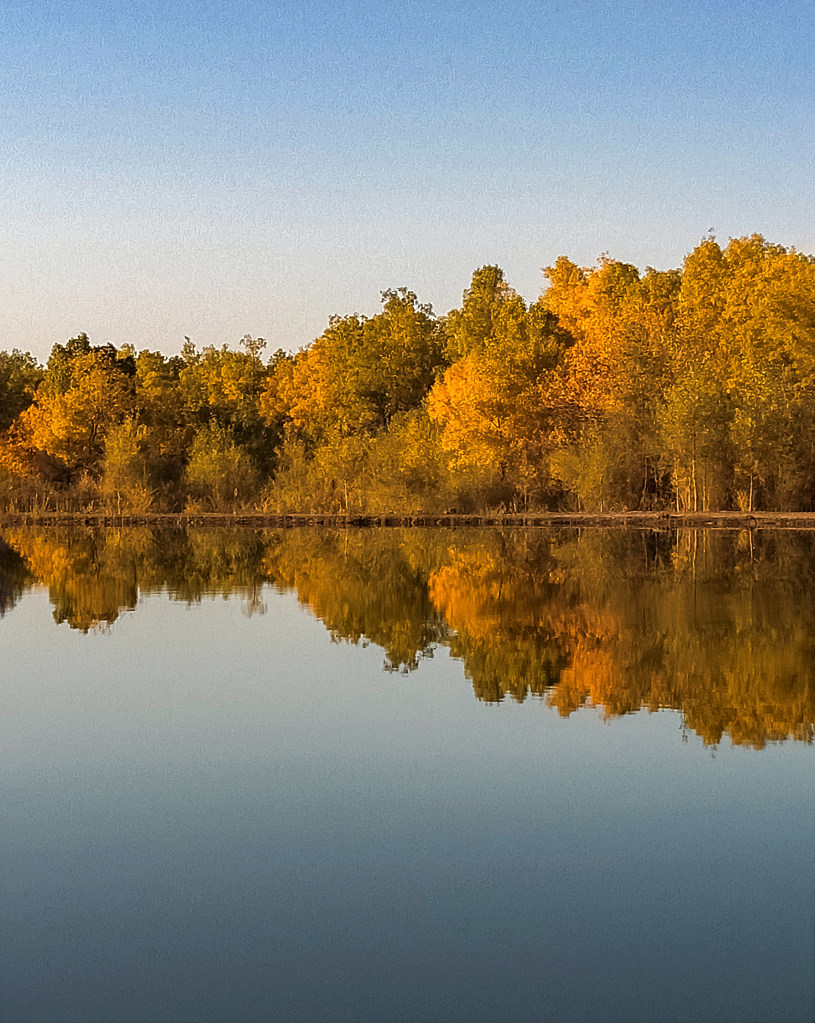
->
[0, 350, 43, 432]
[429, 268, 568, 507]
[16, 341, 136, 479]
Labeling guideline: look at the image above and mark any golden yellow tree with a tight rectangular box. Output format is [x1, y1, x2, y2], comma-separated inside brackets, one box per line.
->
[17, 346, 135, 479]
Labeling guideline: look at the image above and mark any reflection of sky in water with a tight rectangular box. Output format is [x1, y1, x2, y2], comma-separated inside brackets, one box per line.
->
[1, 589, 813, 1023]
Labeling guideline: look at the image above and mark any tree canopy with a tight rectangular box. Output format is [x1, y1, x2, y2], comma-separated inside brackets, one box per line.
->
[4, 235, 815, 514]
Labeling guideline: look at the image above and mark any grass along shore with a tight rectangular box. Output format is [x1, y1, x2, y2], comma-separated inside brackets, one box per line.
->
[4, 510, 815, 529]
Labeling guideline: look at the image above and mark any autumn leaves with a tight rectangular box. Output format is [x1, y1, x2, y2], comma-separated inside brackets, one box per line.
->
[3, 234, 815, 513]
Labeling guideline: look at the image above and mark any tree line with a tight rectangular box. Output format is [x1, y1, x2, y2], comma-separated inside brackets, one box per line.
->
[3, 234, 815, 513]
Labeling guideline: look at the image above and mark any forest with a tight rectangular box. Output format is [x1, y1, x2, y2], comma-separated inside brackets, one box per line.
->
[3, 234, 815, 514]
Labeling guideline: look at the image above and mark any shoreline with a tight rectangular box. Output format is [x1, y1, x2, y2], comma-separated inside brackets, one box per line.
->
[3, 510, 815, 529]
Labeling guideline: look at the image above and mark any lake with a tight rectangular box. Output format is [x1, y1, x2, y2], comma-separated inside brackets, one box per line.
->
[1, 527, 813, 1023]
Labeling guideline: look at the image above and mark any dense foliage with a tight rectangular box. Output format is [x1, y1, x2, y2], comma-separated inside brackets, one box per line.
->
[4, 235, 815, 512]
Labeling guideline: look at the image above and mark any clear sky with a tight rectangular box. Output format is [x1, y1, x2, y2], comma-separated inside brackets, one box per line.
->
[1, 0, 812, 362]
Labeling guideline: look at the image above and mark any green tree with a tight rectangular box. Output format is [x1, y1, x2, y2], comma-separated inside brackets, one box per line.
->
[444, 265, 520, 361]
[178, 343, 274, 470]
[659, 356, 731, 510]
[183, 421, 260, 511]
[99, 418, 155, 513]
[356, 289, 445, 430]
[0, 349, 43, 431]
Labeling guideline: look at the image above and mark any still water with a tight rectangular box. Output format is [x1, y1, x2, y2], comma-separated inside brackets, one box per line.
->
[0, 527, 813, 1023]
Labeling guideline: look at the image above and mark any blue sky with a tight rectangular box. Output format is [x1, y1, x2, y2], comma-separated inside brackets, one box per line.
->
[1, 0, 812, 360]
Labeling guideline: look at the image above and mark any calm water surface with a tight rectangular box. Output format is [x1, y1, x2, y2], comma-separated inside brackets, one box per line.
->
[0, 527, 813, 1023]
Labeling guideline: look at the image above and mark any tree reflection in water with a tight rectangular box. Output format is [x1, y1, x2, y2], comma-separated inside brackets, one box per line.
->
[2, 525, 813, 747]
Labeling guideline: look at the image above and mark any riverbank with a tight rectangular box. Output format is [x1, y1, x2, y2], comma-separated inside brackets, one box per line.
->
[4, 510, 815, 529]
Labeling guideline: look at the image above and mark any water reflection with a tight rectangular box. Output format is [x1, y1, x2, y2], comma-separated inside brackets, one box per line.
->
[2, 525, 814, 747]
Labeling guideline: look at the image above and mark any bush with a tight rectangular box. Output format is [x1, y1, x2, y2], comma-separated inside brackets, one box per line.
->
[183, 422, 259, 511]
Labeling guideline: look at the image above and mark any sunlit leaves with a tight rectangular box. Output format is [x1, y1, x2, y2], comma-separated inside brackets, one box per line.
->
[4, 235, 815, 513]
[17, 346, 135, 476]
[428, 267, 569, 507]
